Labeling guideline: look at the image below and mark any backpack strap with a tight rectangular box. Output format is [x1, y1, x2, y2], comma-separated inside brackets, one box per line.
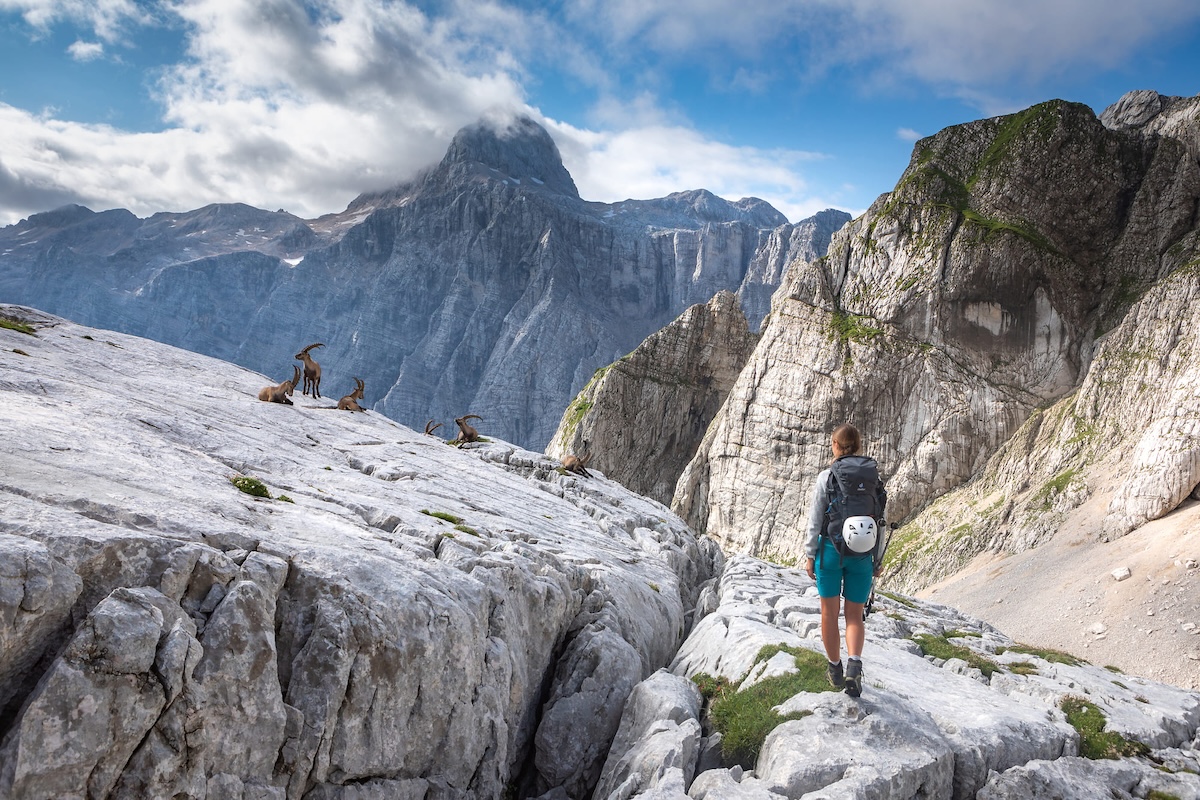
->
[819, 470, 840, 570]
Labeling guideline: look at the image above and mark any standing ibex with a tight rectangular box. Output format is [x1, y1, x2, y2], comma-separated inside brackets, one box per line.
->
[257, 365, 301, 405]
[337, 378, 366, 411]
[295, 343, 325, 398]
[454, 415, 483, 447]
[561, 452, 593, 477]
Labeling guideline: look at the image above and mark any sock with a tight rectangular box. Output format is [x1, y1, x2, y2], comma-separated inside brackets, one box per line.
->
[848, 656, 861, 664]
[829, 660, 842, 667]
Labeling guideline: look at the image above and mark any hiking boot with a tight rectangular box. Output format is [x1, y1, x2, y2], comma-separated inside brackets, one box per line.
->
[826, 660, 844, 689]
[844, 659, 863, 698]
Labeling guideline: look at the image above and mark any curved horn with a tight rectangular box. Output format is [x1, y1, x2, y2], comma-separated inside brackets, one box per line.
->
[299, 342, 325, 355]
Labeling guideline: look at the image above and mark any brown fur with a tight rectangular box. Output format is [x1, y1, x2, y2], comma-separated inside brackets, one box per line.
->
[295, 343, 325, 398]
[454, 415, 483, 447]
[562, 452, 593, 477]
[425, 419, 444, 436]
[257, 365, 301, 405]
[337, 377, 366, 411]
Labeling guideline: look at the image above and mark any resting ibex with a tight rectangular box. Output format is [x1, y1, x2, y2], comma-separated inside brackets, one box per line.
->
[425, 419, 443, 436]
[257, 365, 301, 405]
[454, 415, 482, 447]
[295, 343, 325, 398]
[562, 452, 592, 477]
[337, 378, 366, 411]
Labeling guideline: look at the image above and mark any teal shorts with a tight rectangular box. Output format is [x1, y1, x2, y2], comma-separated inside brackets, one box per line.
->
[815, 539, 874, 604]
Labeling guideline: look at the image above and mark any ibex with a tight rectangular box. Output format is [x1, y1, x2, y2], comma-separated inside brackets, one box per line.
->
[337, 378, 366, 411]
[257, 365, 301, 405]
[562, 452, 593, 477]
[295, 343, 325, 398]
[454, 415, 483, 447]
[425, 419, 444, 436]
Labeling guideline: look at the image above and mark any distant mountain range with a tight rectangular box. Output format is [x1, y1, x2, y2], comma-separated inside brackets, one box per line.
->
[0, 115, 848, 449]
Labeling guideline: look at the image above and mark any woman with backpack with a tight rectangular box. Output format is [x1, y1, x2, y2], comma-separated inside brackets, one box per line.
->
[804, 423, 887, 698]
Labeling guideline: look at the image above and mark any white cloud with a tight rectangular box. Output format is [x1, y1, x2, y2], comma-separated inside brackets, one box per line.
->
[0, 0, 536, 224]
[66, 39, 102, 60]
[0, 0, 147, 41]
[555, 0, 1200, 106]
[896, 127, 922, 142]
[546, 119, 842, 223]
[2, 0, 1197, 227]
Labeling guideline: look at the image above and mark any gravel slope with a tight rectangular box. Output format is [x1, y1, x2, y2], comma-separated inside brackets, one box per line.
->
[918, 493, 1200, 691]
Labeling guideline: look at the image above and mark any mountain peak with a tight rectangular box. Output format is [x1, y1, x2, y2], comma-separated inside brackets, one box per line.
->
[440, 114, 580, 198]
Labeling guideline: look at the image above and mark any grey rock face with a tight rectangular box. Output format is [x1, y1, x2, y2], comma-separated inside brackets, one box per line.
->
[736, 208, 849, 329]
[546, 291, 758, 506]
[0, 307, 720, 799]
[888, 237, 1200, 592]
[0, 118, 840, 451]
[674, 94, 1200, 561]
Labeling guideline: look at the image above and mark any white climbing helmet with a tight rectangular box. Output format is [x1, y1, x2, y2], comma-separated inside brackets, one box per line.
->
[842, 516, 878, 553]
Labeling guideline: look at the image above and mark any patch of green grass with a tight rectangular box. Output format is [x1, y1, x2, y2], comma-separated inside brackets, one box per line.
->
[763, 552, 800, 568]
[1060, 696, 1150, 759]
[454, 524, 479, 536]
[829, 310, 884, 345]
[421, 509, 463, 525]
[947, 524, 973, 540]
[970, 101, 1065, 187]
[1008, 662, 1039, 676]
[277, 494, 294, 503]
[692, 672, 732, 700]
[231, 475, 271, 499]
[1000, 644, 1085, 667]
[958, 209, 1058, 253]
[0, 316, 35, 335]
[879, 591, 916, 609]
[648, 582, 660, 593]
[12, 349, 28, 356]
[1029, 468, 1079, 511]
[914, 633, 1000, 678]
[1066, 415, 1099, 446]
[1105, 665, 1123, 673]
[944, 629, 982, 639]
[1146, 791, 1182, 800]
[693, 645, 836, 768]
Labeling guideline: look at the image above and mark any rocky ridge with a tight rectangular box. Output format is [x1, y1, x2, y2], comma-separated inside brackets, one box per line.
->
[546, 290, 758, 506]
[0, 116, 848, 451]
[0, 305, 720, 799]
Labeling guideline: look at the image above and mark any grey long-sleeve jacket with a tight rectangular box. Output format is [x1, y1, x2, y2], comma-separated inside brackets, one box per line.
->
[804, 467, 834, 562]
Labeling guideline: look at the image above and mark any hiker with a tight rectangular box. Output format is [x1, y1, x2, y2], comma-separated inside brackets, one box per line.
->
[804, 423, 887, 698]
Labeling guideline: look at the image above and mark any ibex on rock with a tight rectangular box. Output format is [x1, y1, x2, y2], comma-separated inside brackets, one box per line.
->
[337, 378, 366, 411]
[258, 365, 301, 405]
[295, 343, 325, 398]
[561, 452, 593, 477]
[454, 415, 483, 447]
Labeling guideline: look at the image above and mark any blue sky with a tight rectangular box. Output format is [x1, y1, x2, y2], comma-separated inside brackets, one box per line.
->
[1, 0, 1198, 228]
